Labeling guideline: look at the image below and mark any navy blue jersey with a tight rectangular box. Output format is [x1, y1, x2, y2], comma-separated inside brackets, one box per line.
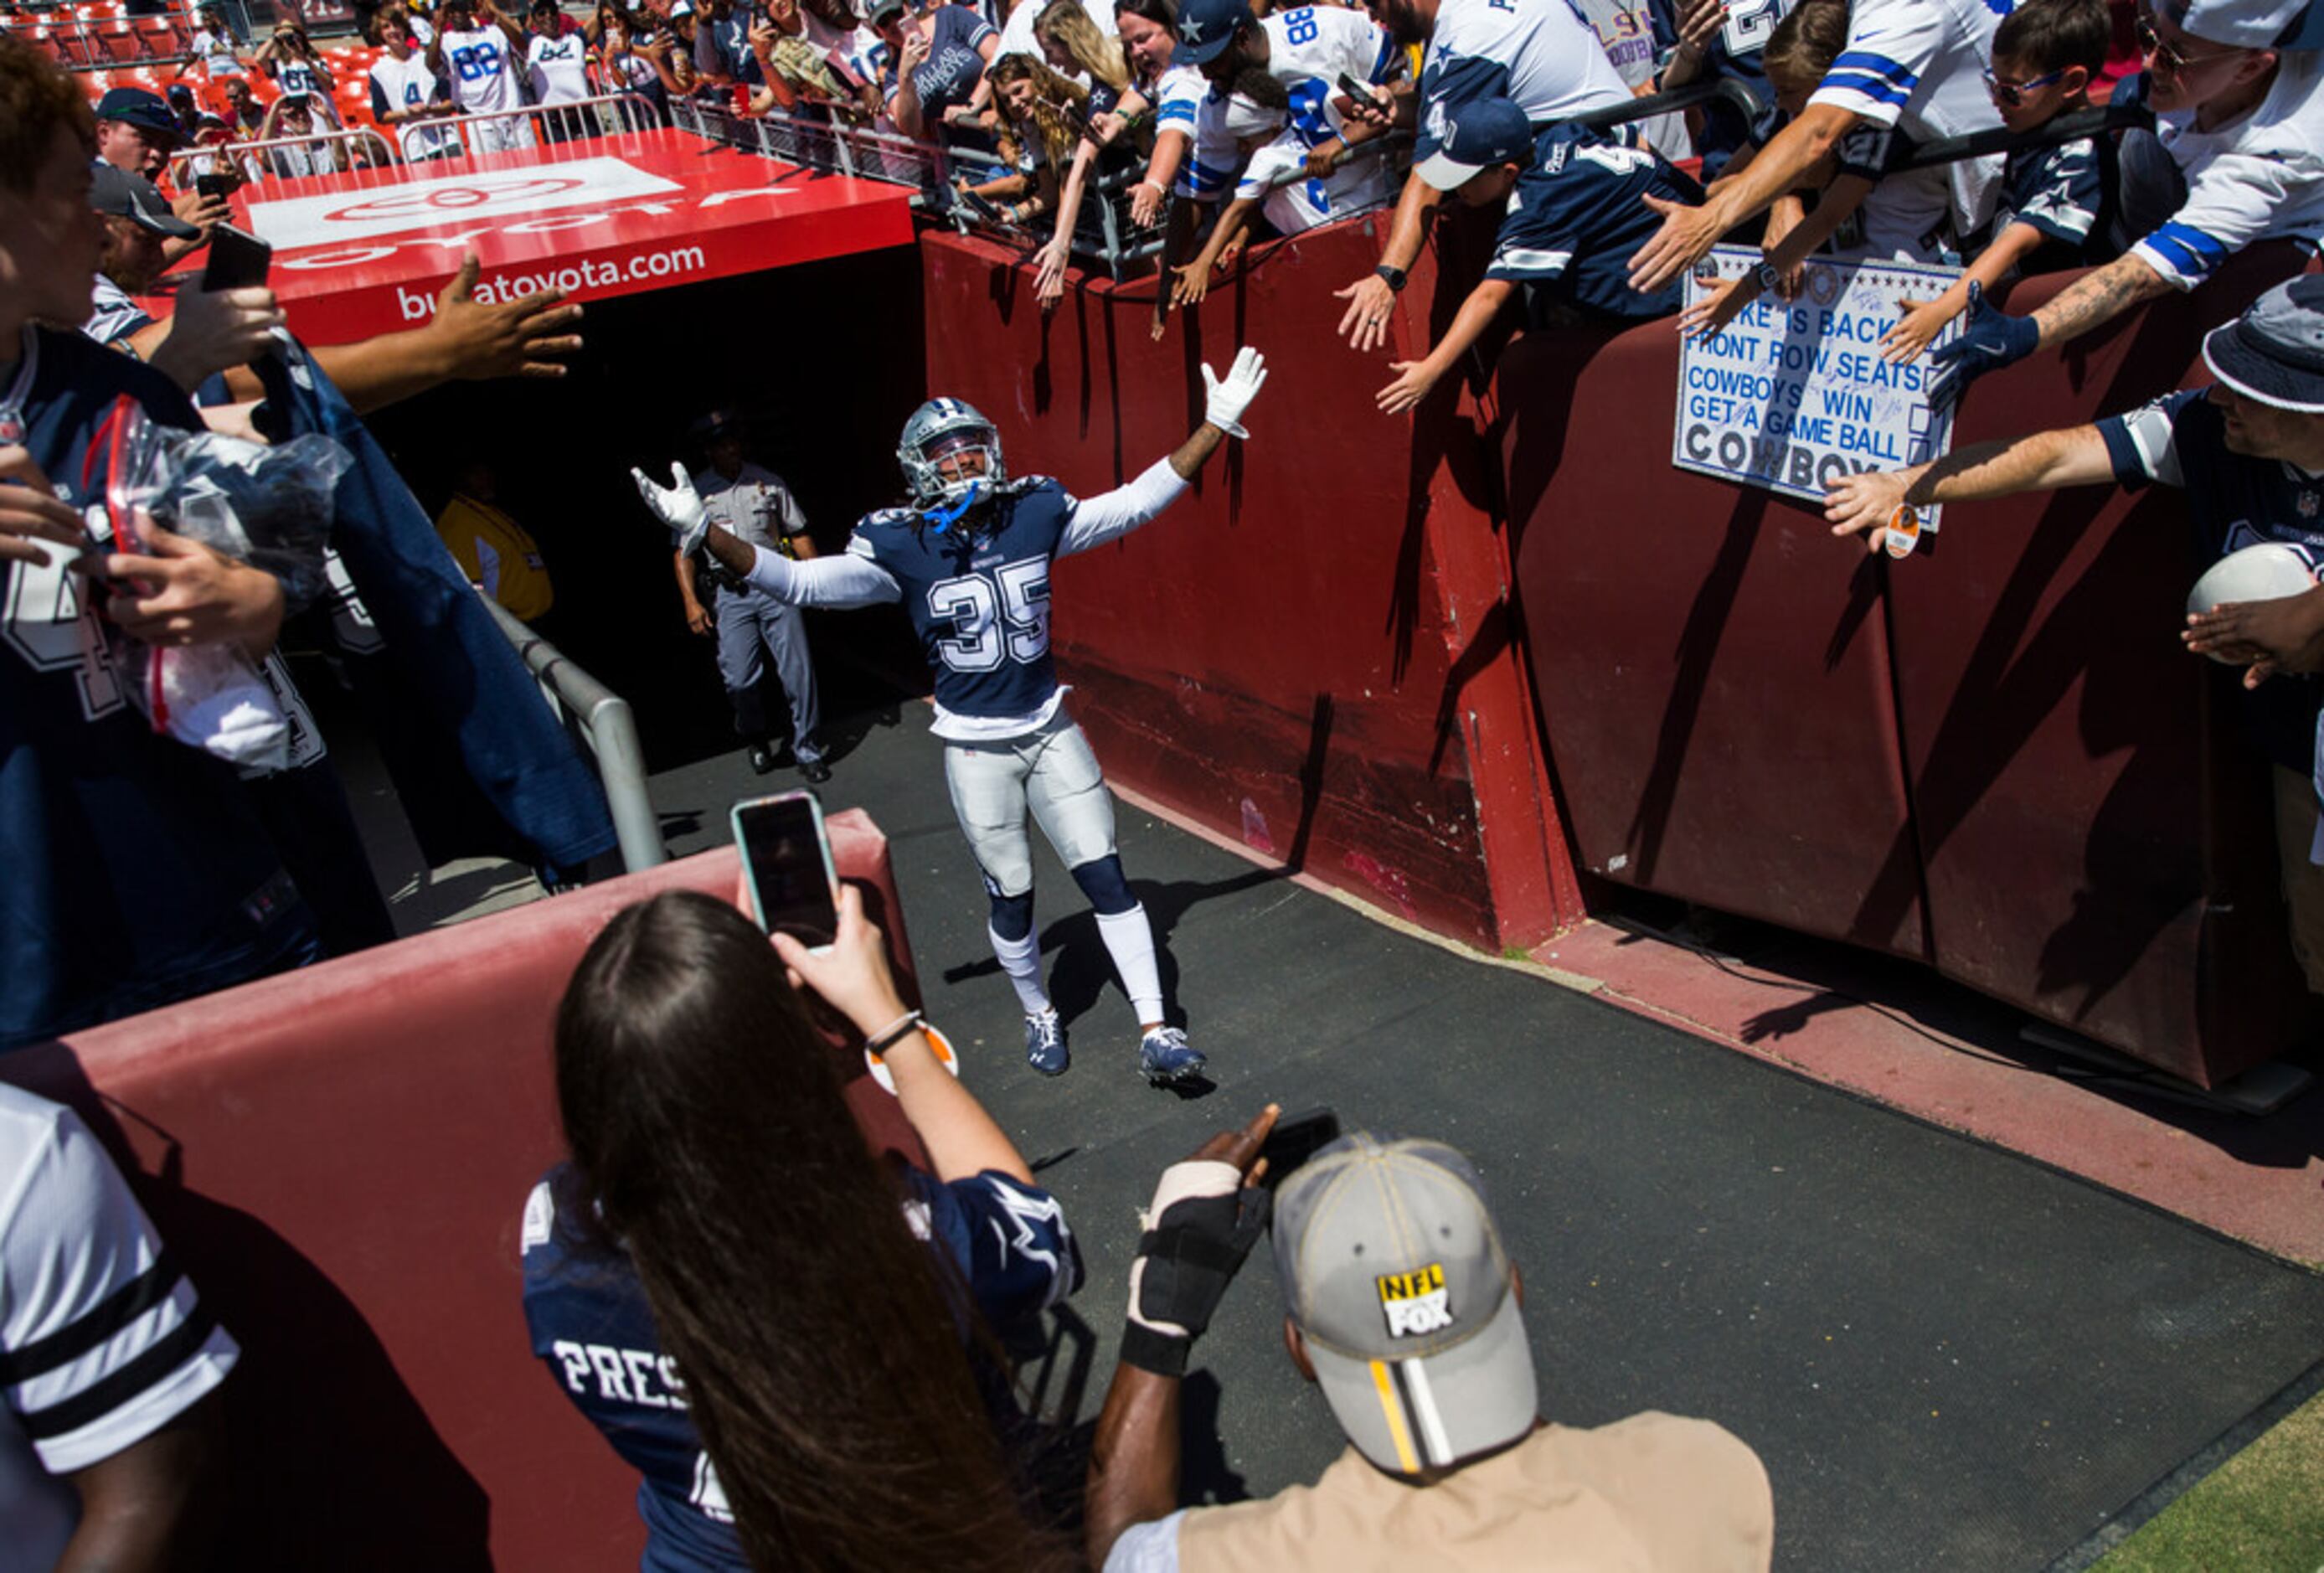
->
[520, 1161, 1078, 1571]
[0, 327, 317, 1050]
[846, 480, 1073, 721]
[1484, 128, 1702, 320]
[1997, 134, 2118, 272]
[2102, 386, 2324, 773]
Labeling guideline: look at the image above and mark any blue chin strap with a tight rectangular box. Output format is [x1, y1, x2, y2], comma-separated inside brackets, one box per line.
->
[921, 480, 986, 534]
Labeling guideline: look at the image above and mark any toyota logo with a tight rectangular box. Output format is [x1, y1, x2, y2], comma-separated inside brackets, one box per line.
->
[326, 176, 586, 224]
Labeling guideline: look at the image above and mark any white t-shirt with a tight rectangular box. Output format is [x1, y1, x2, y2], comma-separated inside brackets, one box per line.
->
[0, 1086, 240, 1570]
[527, 31, 592, 104]
[2131, 51, 2324, 290]
[1806, 0, 2007, 251]
[1421, 0, 1631, 139]
[441, 23, 523, 112]
[370, 51, 461, 158]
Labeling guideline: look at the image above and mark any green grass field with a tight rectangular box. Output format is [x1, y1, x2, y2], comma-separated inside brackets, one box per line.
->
[2095, 1390, 2324, 1572]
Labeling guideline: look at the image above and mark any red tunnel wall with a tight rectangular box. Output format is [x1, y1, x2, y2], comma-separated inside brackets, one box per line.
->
[1501, 248, 2320, 1086]
[921, 222, 1580, 950]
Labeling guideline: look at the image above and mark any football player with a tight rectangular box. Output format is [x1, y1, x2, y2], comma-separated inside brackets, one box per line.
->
[633, 349, 1269, 1086]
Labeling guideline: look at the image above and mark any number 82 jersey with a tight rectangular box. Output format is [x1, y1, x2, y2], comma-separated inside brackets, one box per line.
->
[845, 479, 1074, 730]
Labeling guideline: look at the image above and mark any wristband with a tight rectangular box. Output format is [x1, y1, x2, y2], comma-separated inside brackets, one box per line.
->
[1119, 1322, 1190, 1378]
[1753, 260, 1782, 294]
[1375, 263, 1407, 293]
[864, 1009, 925, 1055]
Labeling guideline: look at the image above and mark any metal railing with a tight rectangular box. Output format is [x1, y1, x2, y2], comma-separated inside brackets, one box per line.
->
[166, 93, 661, 199]
[478, 594, 666, 874]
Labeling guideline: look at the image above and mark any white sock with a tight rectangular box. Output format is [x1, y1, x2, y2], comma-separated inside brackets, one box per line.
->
[1095, 904, 1165, 1025]
[988, 923, 1052, 1018]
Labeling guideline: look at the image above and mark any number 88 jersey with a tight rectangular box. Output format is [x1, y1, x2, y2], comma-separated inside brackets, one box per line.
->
[845, 480, 1073, 726]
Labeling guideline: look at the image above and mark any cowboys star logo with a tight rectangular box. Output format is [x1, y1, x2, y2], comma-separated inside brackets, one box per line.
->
[1180, 14, 1204, 39]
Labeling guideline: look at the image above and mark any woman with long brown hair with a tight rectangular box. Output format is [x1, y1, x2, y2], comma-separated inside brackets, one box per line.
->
[520, 884, 1081, 1571]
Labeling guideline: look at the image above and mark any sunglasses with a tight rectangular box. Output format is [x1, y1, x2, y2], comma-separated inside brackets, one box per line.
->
[1981, 63, 2064, 105]
[2133, 13, 2243, 76]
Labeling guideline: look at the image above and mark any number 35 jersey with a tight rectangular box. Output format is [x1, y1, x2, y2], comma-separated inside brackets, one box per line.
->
[847, 480, 1074, 737]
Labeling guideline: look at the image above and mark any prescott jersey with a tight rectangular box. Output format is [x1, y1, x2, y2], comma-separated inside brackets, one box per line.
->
[369, 52, 459, 158]
[1414, 0, 1631, 161]
[1, 1086, 240, 1569]
[527, 29, 592, 102]
[520, 1162, 1079, 1572]
[2102, 386, 2324, 775]
[440, 23, 523, 111]
[1806, 0, 2006, 250]
[0, 326, 317, 1049]
[1484, 127, 1701, 318]
[2129, 52, 2324, 291]
[1177, 7, 1404, 204]
[1994, 133, 2117, 272]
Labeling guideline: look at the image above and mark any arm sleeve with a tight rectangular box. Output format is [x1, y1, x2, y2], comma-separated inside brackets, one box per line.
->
[2096, 389, 2197, 490]
[1055, 456, 1191, 556]
[945, 1170, 1082, 1322]
[1153, 67, 1203, 137]
[369, 71, 393, 120]
[745, 540, 902, 604]
[1176, 95, 1238, 199]
[1807, 0, 1940, 130]
[2131, 148, 2323, 291]
[2, 1105, 239, 1476]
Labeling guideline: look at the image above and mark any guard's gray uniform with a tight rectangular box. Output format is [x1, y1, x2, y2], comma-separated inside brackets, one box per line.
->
[696, 462, 823, 764]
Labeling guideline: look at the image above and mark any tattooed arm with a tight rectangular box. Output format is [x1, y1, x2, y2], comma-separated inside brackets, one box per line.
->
[2029, 254, 2172, 352]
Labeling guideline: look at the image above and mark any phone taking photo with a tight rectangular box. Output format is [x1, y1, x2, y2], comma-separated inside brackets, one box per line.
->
[1260, 1107, 1341, 1189]
[731, 790, 840, 952]
[201, 224, 273, 291]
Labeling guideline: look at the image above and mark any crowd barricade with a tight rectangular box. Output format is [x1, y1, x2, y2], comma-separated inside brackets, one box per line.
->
[0, 826, 928, 1568]
[168, 123, 394, 193]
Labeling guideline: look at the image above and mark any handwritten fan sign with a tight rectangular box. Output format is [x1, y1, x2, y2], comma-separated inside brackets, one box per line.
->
[1672, 248, 1962, 524]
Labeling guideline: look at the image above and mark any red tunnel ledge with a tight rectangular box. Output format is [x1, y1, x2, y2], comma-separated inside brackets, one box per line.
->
[207, 129, 916, 345]
[921, 219, 1585, 953]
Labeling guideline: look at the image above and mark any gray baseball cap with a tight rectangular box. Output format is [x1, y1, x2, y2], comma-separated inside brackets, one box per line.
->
[1270, 1133, 1536, 1475]
[90, 161, 200, 240]
[2203, 275, 2324, 414]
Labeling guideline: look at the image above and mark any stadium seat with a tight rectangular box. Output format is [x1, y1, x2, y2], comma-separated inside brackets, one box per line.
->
[0, 817, 930, 1570]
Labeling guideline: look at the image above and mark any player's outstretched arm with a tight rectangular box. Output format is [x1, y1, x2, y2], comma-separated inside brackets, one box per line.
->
[630, 464, 901, 607]
[1055, 348, 1269, 555]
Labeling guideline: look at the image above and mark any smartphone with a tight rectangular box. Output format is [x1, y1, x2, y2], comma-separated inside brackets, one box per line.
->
[1335, 71, 1384, 116]
[194, 171, 236, 205]
[731, 790, 840, 952]
[201, 224, 272, 291]
[1260, 1107, 1341, 1189]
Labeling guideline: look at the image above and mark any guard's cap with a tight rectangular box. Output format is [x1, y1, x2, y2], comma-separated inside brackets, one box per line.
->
[688, 407, 744, 443]
[90, 160, 200, 239]
[1172, 0, 1252, 66]
[95, 86, 184, 144]
[1412, 94, 1533, 190]
[2203, 275, 2324, 413]
[1271, 1133, 1537, 1476]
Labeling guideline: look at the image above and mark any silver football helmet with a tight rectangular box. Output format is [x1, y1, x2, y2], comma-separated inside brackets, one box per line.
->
[898, 397, 1007, 515]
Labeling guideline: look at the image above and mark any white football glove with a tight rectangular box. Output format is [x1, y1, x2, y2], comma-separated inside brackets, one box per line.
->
[1201, 346, 1268, 440]
[631, 462, 709, 556]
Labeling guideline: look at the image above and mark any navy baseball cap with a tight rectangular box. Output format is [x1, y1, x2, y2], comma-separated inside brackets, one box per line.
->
[1172, 0, 1252, 66]
[1413, 95, 1533, 190]
[95, 87, 184, 145]
[90, 161, 199, 239]
[2203, 276, 2324, 413]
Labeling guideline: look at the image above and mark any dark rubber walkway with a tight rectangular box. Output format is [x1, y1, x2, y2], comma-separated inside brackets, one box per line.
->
[653, 703, 2324, 1572]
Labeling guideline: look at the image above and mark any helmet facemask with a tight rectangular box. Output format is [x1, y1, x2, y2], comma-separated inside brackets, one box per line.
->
[899, 400, 1008, 528]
